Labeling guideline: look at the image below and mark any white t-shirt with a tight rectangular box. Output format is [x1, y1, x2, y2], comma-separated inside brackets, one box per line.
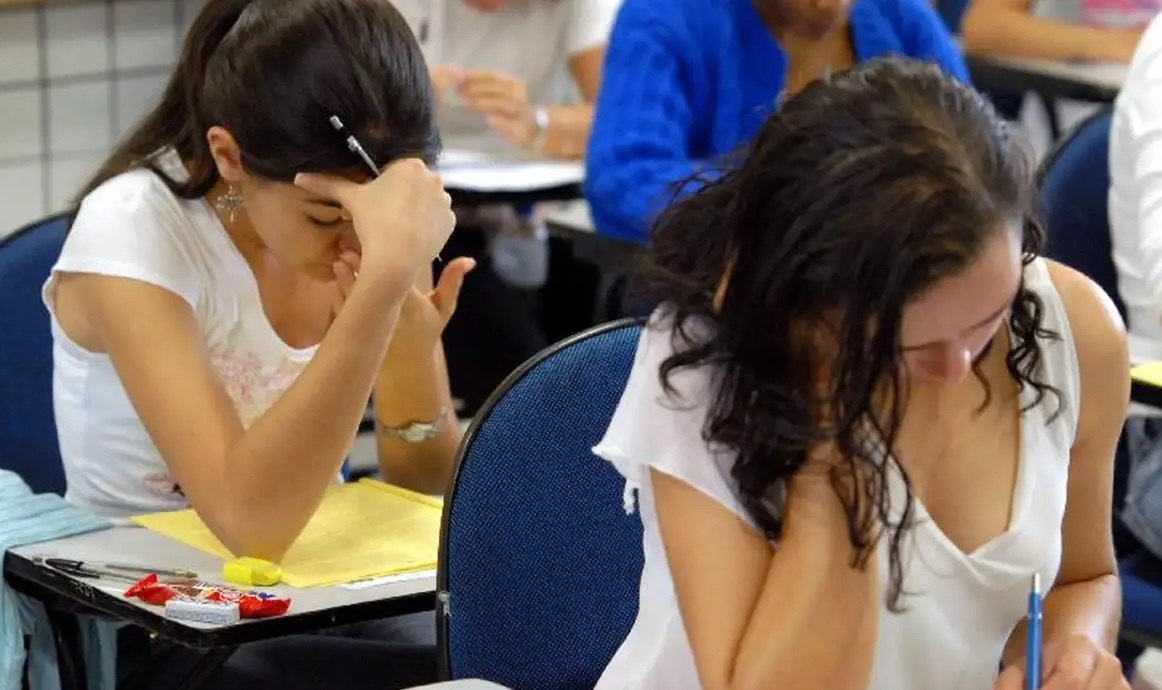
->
[403, 0, 621, 141]
[592, 258, 1080, 690]
[44, 151, 317, 519]
[1111, 14, 1162, 367]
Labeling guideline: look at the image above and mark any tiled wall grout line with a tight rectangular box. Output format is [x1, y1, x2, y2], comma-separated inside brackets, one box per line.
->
[1, 0, 197, 234]
[106, 0, 117, 157]
[36, 4, 50, 222]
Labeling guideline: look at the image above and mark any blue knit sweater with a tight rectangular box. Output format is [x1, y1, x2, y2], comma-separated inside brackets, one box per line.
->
[584, 0, 969, 244]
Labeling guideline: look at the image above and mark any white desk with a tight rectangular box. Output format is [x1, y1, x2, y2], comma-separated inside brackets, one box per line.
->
[6, 526, 436, 647]
[436, 134, 584, 203]
[966, 52, 1126, 102]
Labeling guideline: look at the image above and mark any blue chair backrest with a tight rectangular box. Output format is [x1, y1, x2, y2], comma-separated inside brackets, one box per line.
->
[438, 319, 645, 690]
[0, 214, 69, 495]
[1037, 108, 1124, 319]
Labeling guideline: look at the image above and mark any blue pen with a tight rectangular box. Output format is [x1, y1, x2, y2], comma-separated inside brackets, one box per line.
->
[1026, 573, 1043, 690]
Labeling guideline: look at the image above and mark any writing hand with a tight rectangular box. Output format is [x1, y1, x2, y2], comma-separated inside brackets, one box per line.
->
[994, 636, 1129, 690]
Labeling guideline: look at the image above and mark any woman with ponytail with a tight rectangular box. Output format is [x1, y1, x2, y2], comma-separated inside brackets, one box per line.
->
[49, 0, 464, 686]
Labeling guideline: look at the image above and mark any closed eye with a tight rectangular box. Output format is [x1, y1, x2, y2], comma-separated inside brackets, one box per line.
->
[308, 215, 345, 228]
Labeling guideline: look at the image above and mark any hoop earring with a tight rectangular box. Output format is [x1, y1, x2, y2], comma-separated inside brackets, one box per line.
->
[213, 185, 246, 223]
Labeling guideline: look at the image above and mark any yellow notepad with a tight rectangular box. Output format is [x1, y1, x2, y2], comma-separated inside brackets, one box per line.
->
[132, 479, 443, 588]
[1133, 362, 1162, 388]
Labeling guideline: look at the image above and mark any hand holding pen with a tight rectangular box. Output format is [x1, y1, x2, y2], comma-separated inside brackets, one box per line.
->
[993, 573, 1130, 690]
[1027, 573, 1043, 690]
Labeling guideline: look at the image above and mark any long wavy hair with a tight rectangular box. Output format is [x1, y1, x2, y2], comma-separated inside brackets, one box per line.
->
[645, 57, 1060, 610]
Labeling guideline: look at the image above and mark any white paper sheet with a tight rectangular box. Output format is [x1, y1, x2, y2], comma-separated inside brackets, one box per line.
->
[437, 149, 584, 193]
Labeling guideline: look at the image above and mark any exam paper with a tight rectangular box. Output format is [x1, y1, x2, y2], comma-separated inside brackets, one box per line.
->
[1132, 362, 1162, 388]
[132, 480, 443, 588]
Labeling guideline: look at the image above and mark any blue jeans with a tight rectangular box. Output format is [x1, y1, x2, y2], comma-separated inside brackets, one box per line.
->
[1123, 417, 1162, 559]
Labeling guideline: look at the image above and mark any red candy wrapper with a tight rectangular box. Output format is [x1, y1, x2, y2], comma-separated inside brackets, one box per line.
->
[124, 574, 291, 618]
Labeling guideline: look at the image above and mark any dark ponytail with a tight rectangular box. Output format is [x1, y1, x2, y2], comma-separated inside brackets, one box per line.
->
[75, 0, 436, 207]
[77, 0, 251, 203]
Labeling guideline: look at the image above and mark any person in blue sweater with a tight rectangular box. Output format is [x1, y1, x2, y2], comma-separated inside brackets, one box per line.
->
[585, 0, 969, 244]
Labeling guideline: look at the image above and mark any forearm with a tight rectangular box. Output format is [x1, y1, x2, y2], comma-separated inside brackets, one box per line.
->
[538, 104, 593, 159]
[730, 480, 879, 690]
[962, 11, 1132, 62]
[220, 274, 411, 560]
[1003, 573, 1122, 665]
[373, 342, 459, 494]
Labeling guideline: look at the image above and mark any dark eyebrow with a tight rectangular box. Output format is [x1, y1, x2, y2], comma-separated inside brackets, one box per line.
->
[901, 297, 1014, 351]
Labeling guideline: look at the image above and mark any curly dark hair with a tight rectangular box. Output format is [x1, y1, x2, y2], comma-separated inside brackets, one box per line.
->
[645, 57, 1060, 610]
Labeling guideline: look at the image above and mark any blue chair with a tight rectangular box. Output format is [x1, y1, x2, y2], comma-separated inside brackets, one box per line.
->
[0, 213, 70, 496]
[1038, 107, 1124, 319]
[1038, 108, 1162, 649]
[437, 319, 644, 690]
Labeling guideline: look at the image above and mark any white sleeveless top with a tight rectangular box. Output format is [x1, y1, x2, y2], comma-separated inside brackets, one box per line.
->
[592, 258, 1080, 690]
[44, 150, 317, 519]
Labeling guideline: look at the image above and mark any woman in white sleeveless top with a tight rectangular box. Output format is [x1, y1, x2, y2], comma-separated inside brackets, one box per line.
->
[593, 58, 1130, 690]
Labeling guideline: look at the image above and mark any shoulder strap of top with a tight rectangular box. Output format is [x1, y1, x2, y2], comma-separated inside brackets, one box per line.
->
[1021, 258, 1082, 446]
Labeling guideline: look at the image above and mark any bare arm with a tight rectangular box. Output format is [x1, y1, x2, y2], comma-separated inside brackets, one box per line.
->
[961, 0, 1142, 62]
[65, 269, 410, 561]
[654, 463, 879, 690]
[1002, 262, 1127, 666]
[522, 45, 604, 159]
[373, 266, 460, 494]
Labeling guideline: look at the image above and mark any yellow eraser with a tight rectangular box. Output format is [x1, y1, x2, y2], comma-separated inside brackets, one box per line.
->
[222, 557, 282, 587]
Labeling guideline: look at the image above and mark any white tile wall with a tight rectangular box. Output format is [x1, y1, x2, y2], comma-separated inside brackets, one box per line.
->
[0, 88, 42, 160]
[0, 162, 46, 235]
[48, 81, 113, 155]
[177, 0, 207, 40]
[113, 0, 177, 71]
[0, 7, 40, 86]
[115, 72, 169, 139]
[1, 0, 185, 236]
[45, 3, 109, 79]
[50, 153, 103, 211]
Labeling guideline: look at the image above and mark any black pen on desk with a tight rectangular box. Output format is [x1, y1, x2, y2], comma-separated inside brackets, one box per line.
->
[37, 558, 197, 581]
[328, 115, 442, 262]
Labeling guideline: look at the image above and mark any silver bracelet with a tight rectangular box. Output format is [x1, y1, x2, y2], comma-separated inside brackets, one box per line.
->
[377, 406, 448, 444]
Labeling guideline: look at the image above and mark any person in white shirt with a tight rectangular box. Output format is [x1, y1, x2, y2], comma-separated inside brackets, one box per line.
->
[408, 0, 622, 416]
[429, 0, 620, 158]
[48, 0, 466, 687]
[594, 58, 1129, 690]
[1109, 12, 1162, 564]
